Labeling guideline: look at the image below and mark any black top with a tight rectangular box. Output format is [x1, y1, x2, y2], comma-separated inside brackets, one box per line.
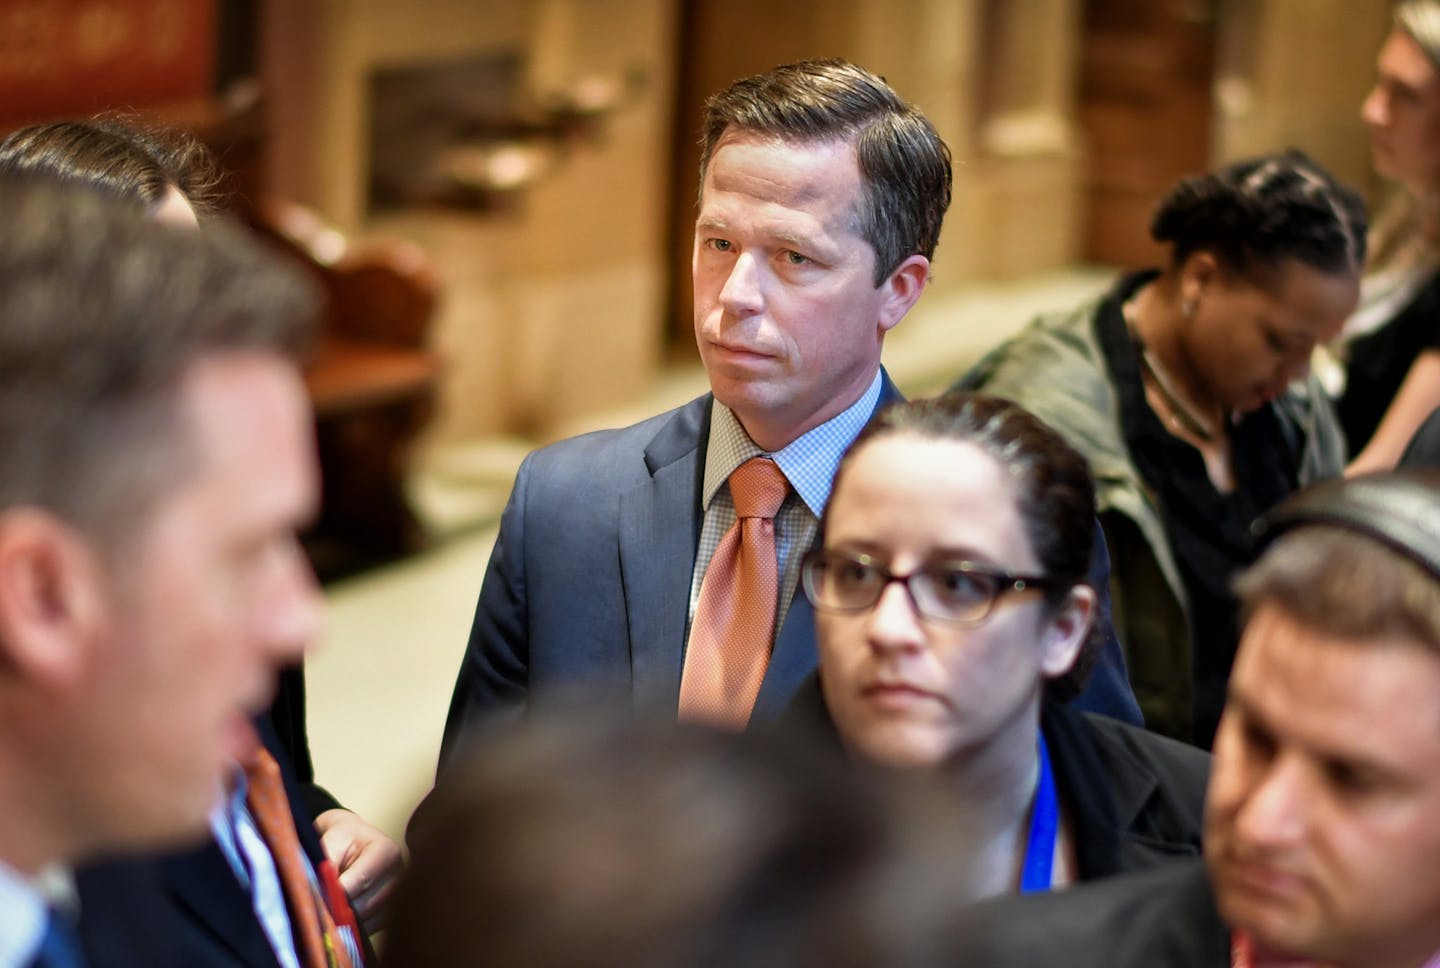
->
[1096, 272, 1296, 748]
[780, 676, 1210, 885]
[269, 664, 340, 817]
[1338, 270, 1440, 454]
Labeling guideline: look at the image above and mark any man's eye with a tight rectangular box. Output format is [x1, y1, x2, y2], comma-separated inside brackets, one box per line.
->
[707, 238, 733, 252]
[783, 250, 811, 266]
[1326, 761, 1381, 799]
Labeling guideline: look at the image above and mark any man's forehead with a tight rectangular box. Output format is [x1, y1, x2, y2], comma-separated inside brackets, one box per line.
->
[1234, 606, 1440, 758]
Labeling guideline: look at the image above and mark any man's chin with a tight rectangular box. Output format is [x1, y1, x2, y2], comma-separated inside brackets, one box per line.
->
[1218, 889, 1322, 963]
[222, 712, 260, 762]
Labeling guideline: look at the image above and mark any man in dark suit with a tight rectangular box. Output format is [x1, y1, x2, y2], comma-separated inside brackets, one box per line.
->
[77, 719, 372, 968]
[439, 59, 948, 756]
[439, 59, 1141, 767]
[948, 472, 1440, 968]
[0, 177, 329, 965]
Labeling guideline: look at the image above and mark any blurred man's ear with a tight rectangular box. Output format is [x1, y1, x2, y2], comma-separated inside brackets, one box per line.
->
[0, 509, 106, 689]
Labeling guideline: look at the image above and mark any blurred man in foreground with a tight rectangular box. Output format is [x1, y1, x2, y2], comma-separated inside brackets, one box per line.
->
[0, 175, 345, 966]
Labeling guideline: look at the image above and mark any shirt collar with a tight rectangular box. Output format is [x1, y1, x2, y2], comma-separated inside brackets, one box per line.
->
[0, 859, 53, 968]
[703, 371, 883, 516]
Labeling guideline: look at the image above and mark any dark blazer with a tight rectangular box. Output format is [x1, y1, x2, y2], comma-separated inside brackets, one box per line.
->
[1042, 701, 1207, 879]
[439, 373, 1145, 772]
[784, 685, 1207, 883]
[437, 377, 902, 769]
[948, 858, 1228, 968]
[269, 663, 340, 817]
[76, 721, 370, 968]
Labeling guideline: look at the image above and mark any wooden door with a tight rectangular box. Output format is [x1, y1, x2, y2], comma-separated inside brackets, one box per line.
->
[1079, 0, 1218, 268]
[664, 1, 830, 352]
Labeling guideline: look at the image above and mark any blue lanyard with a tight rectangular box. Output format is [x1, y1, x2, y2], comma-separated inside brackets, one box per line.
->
[1019, 732, 1060, 893]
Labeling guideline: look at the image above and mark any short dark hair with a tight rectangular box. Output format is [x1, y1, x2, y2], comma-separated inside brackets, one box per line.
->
[0, 115, 222, 216]
[825, 392, 1099, 699]
[1150, 149, 1368, 283]
[0, 175, 317, 545]
[698, 59, 953, 285]
[393, 712, 978, 968]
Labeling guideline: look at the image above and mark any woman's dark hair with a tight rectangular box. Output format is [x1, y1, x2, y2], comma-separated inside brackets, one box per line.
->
[0, 115, 221, 216]
[1150, 149, 1368, 283]
[824, 391, 1100, 699]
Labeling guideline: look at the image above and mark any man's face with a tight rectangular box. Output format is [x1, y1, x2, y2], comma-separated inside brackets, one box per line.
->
[1363, 30, 1440, 193]
[1206, 605, 1440, 966]
[61, 351, 322, 851]
[692, 130, 926, 451]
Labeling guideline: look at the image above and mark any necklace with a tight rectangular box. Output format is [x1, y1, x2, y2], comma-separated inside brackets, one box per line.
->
[1135, 347, 1220, 442]
[1122, 299, 1224, 443]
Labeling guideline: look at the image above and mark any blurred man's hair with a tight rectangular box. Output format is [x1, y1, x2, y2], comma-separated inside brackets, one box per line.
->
[392, 711, 981, 968]
[0, 175, 318, 547]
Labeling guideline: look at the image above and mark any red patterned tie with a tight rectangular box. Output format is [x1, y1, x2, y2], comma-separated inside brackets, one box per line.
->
[241, 743, 357, 968]
[679, 456, 790, 729]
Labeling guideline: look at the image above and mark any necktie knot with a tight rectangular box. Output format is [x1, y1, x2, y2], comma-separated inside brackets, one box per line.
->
[729, 457, 788, 519]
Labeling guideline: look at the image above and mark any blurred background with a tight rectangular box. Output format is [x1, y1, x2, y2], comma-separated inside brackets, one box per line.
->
[0, 0, 1395, 836]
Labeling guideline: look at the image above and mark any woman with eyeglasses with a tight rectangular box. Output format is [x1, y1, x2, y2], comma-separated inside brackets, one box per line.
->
[790, 392, 1208, 898]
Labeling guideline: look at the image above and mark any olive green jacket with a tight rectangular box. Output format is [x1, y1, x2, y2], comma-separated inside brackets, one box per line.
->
[960, 294, 1344, 741]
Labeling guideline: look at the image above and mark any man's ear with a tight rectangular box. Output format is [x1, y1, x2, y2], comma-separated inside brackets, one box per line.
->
[1039, 584, 1097, 680]
[877, 254, 931, 334]
[0, 509, 107, 689]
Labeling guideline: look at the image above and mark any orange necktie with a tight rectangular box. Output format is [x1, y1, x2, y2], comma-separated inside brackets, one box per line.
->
[241, 744, 356, 968]
[679, 456, 789, 729]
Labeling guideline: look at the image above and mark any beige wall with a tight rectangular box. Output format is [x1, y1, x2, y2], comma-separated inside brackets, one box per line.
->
[265, 0, 677, 445]
[263, 0, 1395, 448]
[1212, 0, 1389, 189]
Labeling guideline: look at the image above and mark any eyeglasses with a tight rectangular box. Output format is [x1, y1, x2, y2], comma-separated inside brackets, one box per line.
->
[801, 549, 1053, 627]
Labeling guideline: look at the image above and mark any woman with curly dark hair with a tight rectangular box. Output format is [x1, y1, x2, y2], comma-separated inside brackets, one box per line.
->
[960, 151, 1366, 748]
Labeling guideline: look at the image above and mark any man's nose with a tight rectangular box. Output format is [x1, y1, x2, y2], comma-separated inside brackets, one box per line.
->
[1233, 757, 1309, 851]
[719, 251, 764, 317]
[259, 540, 325, 665]
[1361, 84, 1389, 127]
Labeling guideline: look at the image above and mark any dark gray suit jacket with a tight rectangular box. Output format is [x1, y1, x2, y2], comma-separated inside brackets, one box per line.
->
[438, 381, 902, 768]
[948, 858, 1228, 967]
[76, 721, 370, 968]
[438, 373, 1143, 772]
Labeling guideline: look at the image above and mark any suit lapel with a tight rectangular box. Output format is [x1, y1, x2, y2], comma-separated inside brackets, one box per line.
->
[620, 397, 710, 714]
[752, 581, 818, 719]
[158, 845, 279, 968]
